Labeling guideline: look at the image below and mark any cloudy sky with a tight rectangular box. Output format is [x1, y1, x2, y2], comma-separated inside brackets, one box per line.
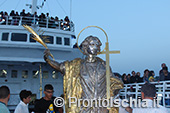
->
[1, 0, 170, 76]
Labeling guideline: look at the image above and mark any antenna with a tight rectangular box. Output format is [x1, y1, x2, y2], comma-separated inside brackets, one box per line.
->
[70, 0, 72, 21]
[32, 0, 38, 14]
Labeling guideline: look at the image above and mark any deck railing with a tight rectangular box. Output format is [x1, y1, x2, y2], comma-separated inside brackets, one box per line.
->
[120, 80, 170, 107]
[0, 15, 74, 32]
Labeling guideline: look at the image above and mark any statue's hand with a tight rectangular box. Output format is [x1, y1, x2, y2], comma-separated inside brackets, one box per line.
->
[43, 49, 62, 73]
[44, 49, 51, 61]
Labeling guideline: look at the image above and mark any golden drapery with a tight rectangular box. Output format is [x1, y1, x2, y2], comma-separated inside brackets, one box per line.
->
[63, 58, 123, 113]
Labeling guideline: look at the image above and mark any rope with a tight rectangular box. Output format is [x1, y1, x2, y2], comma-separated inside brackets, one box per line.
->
[0, 0, 7, 8]
[46, 1, 51, 14]
[15, 0, 21, 10]
[55, 0, 68, 15]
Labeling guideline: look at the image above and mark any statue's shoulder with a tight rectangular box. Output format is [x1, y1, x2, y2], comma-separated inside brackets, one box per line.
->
[96, 57, 106, 65]
[66, 58, 82, 65]
[64, 58, 82, 70]
[64, 58, 82, 63]
[72, 58, 82, 63]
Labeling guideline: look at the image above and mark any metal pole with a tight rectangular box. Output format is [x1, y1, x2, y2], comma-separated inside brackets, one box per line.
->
[32, 0, 38, 14]
[70, 0, 72, 21]
[163, 82, 165, 107]
[39, 64, 43, 98]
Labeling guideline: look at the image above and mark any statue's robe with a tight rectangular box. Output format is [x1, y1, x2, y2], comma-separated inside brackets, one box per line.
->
[63, 57, 123, 113]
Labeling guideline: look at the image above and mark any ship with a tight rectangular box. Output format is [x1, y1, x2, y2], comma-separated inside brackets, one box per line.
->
[0, 0, 83, 112]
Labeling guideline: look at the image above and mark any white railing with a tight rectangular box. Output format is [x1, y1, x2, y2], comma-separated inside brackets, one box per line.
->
[120, 80, 170, 107]
[0, 15, 74, 32]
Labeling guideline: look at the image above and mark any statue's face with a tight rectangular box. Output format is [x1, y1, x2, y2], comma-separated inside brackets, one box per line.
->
[87, 40, 100, 55]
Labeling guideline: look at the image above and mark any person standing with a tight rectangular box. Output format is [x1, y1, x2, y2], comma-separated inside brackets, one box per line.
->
[130, 71, 137, 83]
[133, 83, 168, 113]
[159, 63, 167, 76]
[122, 73, 129, 84]
[127, 74, 131, 83]
[143, 69, 150, 83]
[149, 71, 155, 82]
[136, 72, 143, 83]
[159, 66, 170, 81]
[0, 86, 10, 113]
[34, 84, 59, 113]
[14, 90, 32, 113]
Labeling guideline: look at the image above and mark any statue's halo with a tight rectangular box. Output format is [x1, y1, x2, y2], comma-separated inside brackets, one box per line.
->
[77, 25, 108, 55]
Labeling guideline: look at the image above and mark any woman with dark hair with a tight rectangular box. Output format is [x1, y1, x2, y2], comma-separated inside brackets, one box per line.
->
[143, 69, 150, 83]
[127, 74, 131, 83]
[136, 72, 143, 83]
[159, 67, 170, 81]
[122, 73, 129, 84]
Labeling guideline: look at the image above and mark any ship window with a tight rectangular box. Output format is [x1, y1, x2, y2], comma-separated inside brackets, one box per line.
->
[11, 70, 17, 78]
[11, 33, 27, 42]
[32, 70, 39, 78]
[52, 70, 59, 79]
[43, 71, 48, 79]
[40, 35, 53, 44]
[29, 34, 36, 43]
[0, 69, 7, 78]
[64, 38, 70, 46]
[2, 33, 9, 41]
[56, 37, 62, 45]
[22, 70, 28, 78]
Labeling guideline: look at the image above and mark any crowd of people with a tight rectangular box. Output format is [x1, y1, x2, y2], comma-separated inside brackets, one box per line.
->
[0, 83, 169, 113]
[0, 9, 72, 31]
[120, 63, 170, 84]
[0, 84, 63, 113]
[0, 64, 169, 113]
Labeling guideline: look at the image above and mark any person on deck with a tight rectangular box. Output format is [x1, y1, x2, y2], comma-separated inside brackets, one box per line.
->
[0, 86, 10, 113]
[14, 90, 32, 113]
[133, 83, 168, 113]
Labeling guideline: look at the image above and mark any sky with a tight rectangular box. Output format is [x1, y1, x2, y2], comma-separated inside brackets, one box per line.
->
[1, 0, 170, 76]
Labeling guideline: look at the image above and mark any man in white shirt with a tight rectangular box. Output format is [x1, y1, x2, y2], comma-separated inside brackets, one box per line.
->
[133, 83, 169, 113]
[14, 90, 32, 113]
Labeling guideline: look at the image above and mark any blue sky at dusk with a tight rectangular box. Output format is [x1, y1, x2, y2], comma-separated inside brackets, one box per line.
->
[1, 0, 170, 76]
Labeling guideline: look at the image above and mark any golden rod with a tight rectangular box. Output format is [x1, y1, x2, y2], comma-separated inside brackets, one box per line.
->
[105, 42, 111, 110]
[39, 64, 43, 98]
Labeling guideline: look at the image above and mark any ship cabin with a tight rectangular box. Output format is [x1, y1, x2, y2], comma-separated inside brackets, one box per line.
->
[0, 15, 83, 111]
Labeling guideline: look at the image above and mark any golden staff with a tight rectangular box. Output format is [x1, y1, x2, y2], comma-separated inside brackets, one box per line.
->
[22, 25, 55, 60]
[39, 64, 43, 98]
[77, 26, 120, 111]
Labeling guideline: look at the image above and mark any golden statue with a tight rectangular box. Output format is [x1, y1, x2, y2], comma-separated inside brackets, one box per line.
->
[23, 25, 124, 113]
